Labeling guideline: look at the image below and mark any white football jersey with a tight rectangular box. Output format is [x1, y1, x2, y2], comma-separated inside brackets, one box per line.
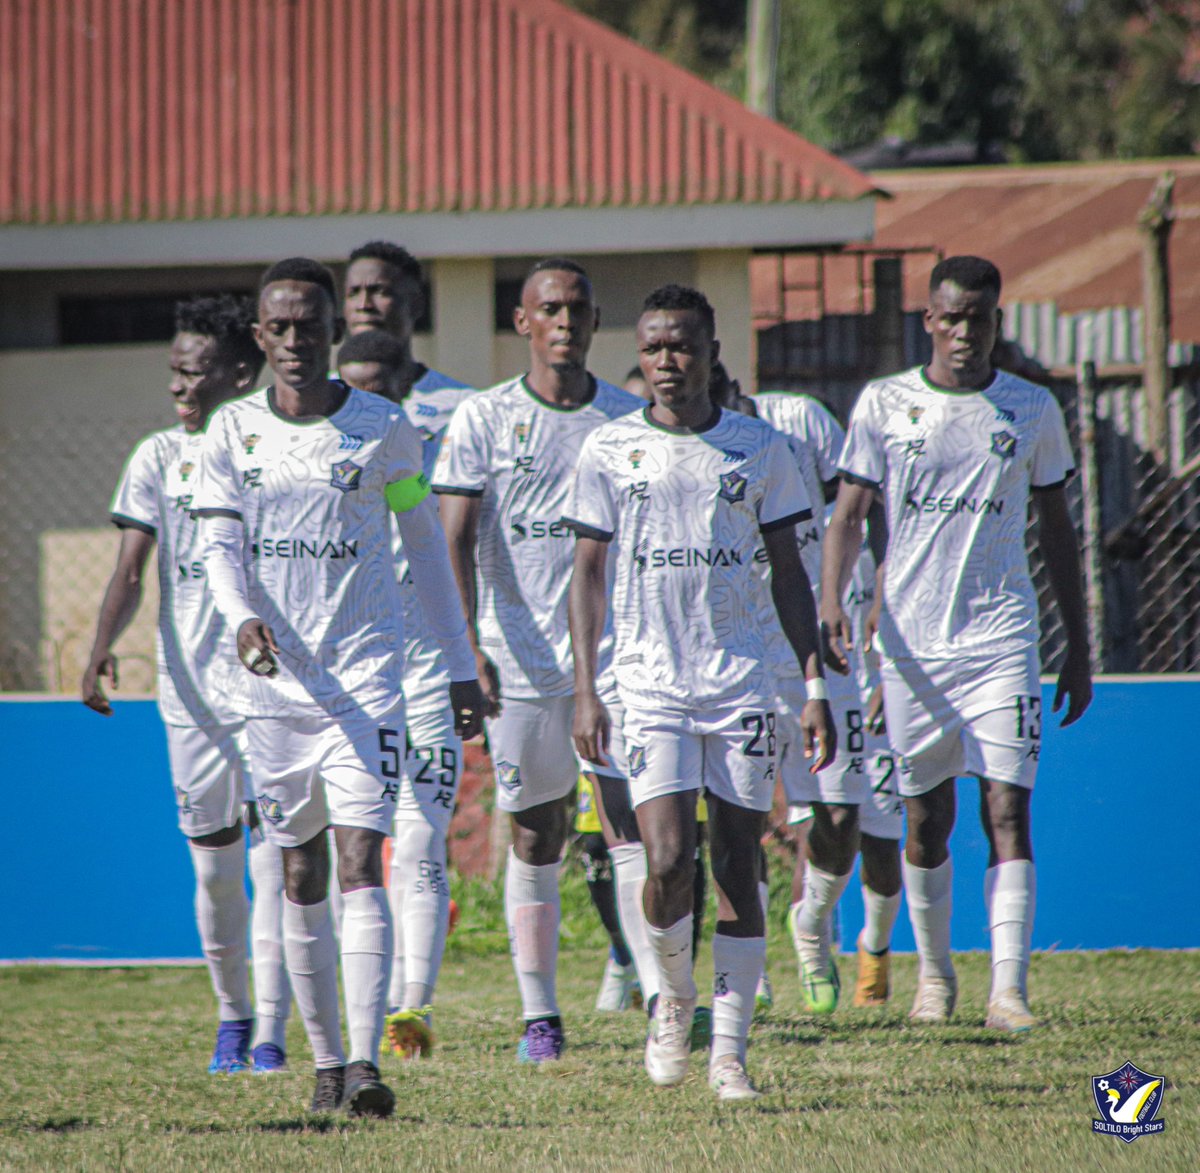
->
[752, 393, 846, 681]
[395, 368, 474, 711]
[111, 427, 251, 726]
[433, 375, 642, 699]
[839, 366, 1074, 662]
[565, 407, 812, 709]
[194, 382, 428, 719]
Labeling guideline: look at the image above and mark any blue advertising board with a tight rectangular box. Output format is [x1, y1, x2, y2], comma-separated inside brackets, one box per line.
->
[1, 679, 1197, 960]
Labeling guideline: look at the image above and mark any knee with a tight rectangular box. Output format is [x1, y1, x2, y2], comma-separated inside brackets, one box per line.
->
[283, 848, 326, 905]
[335, 830, 385, 891]
[644, 837, 693, 895]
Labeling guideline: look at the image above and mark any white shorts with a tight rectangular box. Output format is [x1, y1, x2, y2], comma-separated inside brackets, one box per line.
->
[776, 672, 870, 807]
[164, 721, 247, 838]
[860, 742, 904, 840]
[882, 650, 1042, 797]
[245, 698, 406, 847]
[397, 702, 462, 835]
[487, 695, 579, 813]
[622, 695, 779, 813]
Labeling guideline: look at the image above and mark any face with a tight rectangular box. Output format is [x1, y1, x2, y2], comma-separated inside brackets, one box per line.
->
[169, 332, 244, 432]
[344, 257, 421, 344]
[514, 269, 598, 372]
[339, 359, 407, 403]
[636, 309, 718, 415]
[254, 280, 343, 391]
[924, 280, 1001, 382]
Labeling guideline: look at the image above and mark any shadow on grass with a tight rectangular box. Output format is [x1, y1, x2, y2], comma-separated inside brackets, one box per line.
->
[31, 1116, 89, 1132]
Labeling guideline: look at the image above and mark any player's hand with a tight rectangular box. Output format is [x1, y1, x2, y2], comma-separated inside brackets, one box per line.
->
[449, 679, 488, 741]
[866, 684, 886, 735]
[474, 651, 503, 718]
[572, 691, 611, 767]
[819, 604, 853, 675]
[81, 652, 118, 716]
[1053, 645, 1093, 728]
[801, 698, 836, 773]
[863, 595, 883, 653]
[236, 619, 280, 678]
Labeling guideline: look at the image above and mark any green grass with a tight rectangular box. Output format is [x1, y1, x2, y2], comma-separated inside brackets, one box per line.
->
[1, 944, 1195, 1171]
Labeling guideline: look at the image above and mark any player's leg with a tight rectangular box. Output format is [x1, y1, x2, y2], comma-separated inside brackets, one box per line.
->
[701, 701, 779, 1101]
[754, 843, 772, 1015]
[246, 800, 291, 1071]
[166, 723, 254, 1074]
[384, 702, 460, 1056]
[965, 659, 1042, 1030]
[853, 746, 904, 1008]
[249, 715, 347, 1111]
[490, 696, 578, 1061]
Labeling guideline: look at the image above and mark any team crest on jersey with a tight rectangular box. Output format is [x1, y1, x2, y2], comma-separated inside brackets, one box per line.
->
[178, 461, 195, 482]
[258, 797, 284, 824]
[1091, 1061, 1166, 1143]
[244, 434, 261, 454]
[338, 433, 364, 451]
[718, 470, 748, 503]
[330, 459, 363, 493]
[991, 430, 1017, 459]
[628, 746, 647, 778]
[495, 760, 521, 791]
[908, 405, 924, 424]
[515, 422, 530, 443]
[628, 448, 645, 469]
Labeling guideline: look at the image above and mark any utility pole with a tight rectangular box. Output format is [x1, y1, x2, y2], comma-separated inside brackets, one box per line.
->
[746, 0, 781, 118]
[1138, 171, 1175, 467]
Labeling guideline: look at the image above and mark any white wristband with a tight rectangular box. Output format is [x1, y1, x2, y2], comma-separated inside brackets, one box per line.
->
[805, 676, 829, 702]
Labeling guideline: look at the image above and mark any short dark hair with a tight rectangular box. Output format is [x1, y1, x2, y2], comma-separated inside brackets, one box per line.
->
[929, 255, 1002, 299]
[175, 294, 263, 378]
[259, 257, 338, 307]
[524, 256, 590, 286]
[336, 328, 408, 370]
[348, 241, 424, 287]
[641, 284, 716, 338]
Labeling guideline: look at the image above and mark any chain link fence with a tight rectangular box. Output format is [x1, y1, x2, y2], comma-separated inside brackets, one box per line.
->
[1030, 366, 1200, 675]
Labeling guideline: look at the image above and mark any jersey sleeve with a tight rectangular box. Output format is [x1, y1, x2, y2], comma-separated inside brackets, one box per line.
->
[563, 433, 618, 541]
[838, 385, 885, 488]
[1031, 392, 1075, 489]
[809, 400, 847, 483]
[431, 397, 490, 496]
[192, 409, 243, 517]
[758, 430, 813, 533]
[110, 436, 160, 534]
[381, 411, 432, 512]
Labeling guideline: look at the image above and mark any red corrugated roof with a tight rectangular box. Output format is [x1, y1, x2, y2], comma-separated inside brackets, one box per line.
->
[872, 160, 1200, 342]
[0, 0, 873, 227]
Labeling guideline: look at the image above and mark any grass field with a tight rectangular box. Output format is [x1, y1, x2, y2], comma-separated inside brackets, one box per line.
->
[2, 940, 1195, 1172]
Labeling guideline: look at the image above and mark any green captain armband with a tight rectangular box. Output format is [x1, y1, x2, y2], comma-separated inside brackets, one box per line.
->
[385, 472, 432, 513]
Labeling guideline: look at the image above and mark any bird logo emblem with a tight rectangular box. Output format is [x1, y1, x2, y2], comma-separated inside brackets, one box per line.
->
[1091, 1061, 1166, 1143]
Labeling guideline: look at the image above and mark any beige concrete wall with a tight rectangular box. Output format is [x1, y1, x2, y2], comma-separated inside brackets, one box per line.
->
[426, 257, 496, 388]
[696, 248, 754, 389]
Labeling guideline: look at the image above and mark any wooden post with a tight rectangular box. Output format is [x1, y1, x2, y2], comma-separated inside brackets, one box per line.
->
[1077, 361, 1105, 671]
[872, 257, 905, 376]
[745, 0, 780, 118]
[1138, 172, 1174, 466]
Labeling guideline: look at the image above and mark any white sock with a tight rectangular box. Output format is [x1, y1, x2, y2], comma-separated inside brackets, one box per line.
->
[710, 934, 765, 1066]
[609, 842, 661, 1006]
[986, 861, 1036, 998]
[859, 885, 902, 955]
[903, 856, 954, 980]
[392, 818, 450, 1010]
[341, 885, 393, 1064]
[504, 848, 560, 1019]
[645, 915, 697, 1003]
[282, 897, 345, 1069]
[247, 832, 290, 1050]
[387, 834, 406, 1010]
[188, 840, 253, 1021]
[796, 864, 852, 961]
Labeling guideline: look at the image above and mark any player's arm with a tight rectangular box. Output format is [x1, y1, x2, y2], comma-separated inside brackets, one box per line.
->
[1035, 484, 1093, 726]
[393, 491, 490, 737]
[437, 492, 501, 713]
[567, 533, 612, 765]
[862, 497, 888, 652]
[81, 526, 156, 715]
[819, 477, 876, 673]
[763, 525, 836, 772]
